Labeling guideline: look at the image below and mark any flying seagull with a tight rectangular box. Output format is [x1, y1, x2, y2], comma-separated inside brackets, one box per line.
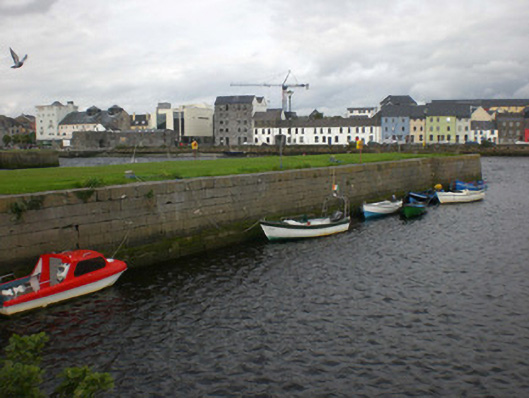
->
[10, 47, 28, 68]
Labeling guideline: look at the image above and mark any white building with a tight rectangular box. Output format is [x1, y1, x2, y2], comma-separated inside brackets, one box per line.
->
[346, 107, 377, 118]
[253, 113, 381, 146]
[470, 121, 498, 144]
[152, 103, 214, 143]
[35, 101, 78, 143]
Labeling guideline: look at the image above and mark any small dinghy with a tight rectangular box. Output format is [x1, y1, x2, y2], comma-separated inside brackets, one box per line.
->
[401, 202, 427, 219]
[362, 196, 402, 219]
[0, 250, 127, 316]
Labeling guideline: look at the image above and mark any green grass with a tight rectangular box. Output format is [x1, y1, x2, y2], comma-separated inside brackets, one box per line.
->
[0, 153, 446, 195]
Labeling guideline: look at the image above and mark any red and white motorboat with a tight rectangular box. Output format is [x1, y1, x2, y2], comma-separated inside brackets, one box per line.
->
[0, 250, 127, 316]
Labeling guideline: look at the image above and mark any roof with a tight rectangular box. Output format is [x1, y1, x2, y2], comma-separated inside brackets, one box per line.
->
[254, 109, 284, 122]
[380, 104, 423, 118]
[380, 95, 417, 107]
[59, 106, 125, 128]
[425, 102, 472, 118]
[215, 95, 260, 105]
[254, 116, 379, 129]
[431, 99, 529, 108]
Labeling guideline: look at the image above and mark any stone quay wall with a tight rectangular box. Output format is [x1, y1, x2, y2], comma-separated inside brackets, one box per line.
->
[0, 155, 481, 273]
[0, 150, 59, 169]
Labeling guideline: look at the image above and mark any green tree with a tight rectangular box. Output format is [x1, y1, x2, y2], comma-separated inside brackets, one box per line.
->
[0, 332, 48, 398]
[2, 134, 12, 147]
[0, 333, 114, 398]
[54, 366, 114, 398]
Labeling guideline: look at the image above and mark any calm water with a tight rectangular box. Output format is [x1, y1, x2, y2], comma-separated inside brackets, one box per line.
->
[2, 156, 529, 397]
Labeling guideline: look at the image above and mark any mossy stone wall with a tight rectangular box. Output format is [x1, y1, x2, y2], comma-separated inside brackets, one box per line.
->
[0, 155, 481, 274]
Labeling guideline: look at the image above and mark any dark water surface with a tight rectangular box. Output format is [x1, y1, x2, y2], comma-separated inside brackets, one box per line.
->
[2, 157, 529, 397]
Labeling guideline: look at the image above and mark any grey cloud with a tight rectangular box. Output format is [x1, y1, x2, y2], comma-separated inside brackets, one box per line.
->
[0, 0, 58, 17]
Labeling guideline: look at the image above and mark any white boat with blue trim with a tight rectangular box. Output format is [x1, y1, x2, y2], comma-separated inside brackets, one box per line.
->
[362, 197, 402, 219]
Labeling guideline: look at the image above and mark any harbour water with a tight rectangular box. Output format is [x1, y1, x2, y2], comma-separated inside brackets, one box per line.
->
[2, 156, 529, 397]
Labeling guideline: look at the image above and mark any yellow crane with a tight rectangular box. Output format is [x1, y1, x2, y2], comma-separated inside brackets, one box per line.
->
[230, 70, 309, 113]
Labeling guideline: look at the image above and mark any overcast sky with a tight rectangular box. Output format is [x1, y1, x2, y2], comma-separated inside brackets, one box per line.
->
[2, 0, 529, 117]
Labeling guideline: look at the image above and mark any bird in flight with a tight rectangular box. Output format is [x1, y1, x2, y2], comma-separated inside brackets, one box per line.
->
[10, 47, 28, 68]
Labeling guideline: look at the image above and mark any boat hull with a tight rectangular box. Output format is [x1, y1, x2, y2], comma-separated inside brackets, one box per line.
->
[260, 218, 350, 241]
[363, 200, 402, 218]
[401, 204, 426, 219]
[437, 190, 485, 204]
[0, 270, 125, 316]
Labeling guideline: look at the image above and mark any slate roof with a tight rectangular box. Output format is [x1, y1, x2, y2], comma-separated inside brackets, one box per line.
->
[59, 106, 125, 129]
[254, 109, 283, 122]
[380, 95, 417, 107]
[254, 116, 379, 129]
[215, 95, 264, 105]
[431, 99, 529, 108]
[380, 104, 417, 118]
[425, 102, 472, 118]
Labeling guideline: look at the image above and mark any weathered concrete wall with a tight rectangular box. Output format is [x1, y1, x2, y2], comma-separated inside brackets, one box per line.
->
[0, 155, 481, 274]
[0, 150, 59, 169]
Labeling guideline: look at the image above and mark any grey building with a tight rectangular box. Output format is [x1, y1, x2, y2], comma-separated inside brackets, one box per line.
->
[496, 112, 525, 144]
[214, 95, 267, 146]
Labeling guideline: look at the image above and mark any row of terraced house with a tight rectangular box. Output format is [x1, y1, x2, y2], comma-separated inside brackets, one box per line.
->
[3, 95, 529, 149]
[214, 95, 529, 147]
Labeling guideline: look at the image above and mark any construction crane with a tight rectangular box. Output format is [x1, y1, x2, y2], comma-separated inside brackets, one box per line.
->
[230, 70, 309, 113]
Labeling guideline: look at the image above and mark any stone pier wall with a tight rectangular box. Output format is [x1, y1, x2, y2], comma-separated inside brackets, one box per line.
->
[0, 155, 481, 273]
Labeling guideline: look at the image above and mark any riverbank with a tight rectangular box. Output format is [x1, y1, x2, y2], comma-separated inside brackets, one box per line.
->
[59, 142, 529, 157]
[0, 155, 481, 274]
[0, 153, 442, 195]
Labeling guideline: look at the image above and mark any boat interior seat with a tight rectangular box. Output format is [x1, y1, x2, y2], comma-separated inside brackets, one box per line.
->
[13, 285, 26, 295]
[330, 210, 344, 222]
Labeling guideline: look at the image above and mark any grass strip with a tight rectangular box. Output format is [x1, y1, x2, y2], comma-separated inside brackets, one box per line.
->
[0, 153, 446, 195]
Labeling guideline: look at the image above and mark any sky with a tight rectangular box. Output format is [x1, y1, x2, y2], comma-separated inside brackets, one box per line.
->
[1, 0, 529, 118]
